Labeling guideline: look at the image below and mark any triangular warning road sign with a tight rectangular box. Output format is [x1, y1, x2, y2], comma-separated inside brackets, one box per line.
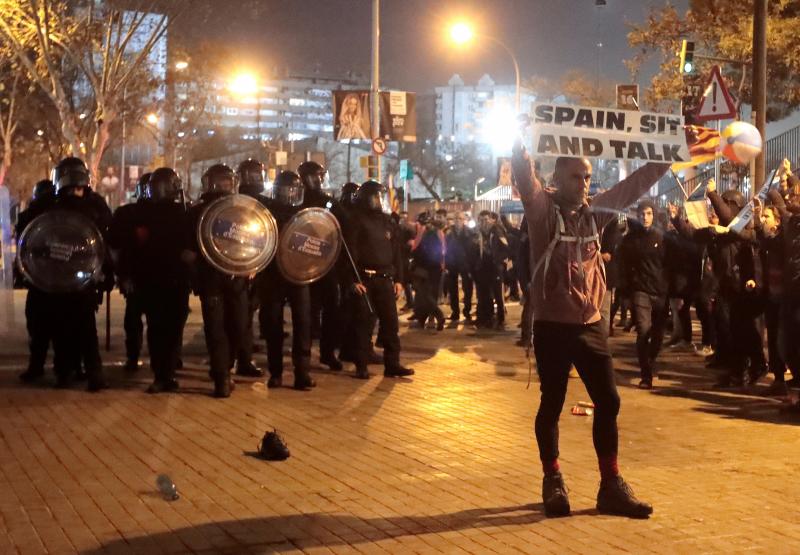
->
[694, 65, 737, 122]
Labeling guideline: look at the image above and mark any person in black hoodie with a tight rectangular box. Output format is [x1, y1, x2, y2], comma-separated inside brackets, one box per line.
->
[472, 211, 510, 330]
[445, 211, 474, 322]
[619, 199, 668, 389]
[411, 211, 446, 331]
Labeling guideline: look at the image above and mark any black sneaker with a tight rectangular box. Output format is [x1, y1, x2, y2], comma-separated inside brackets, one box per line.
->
[320, 355, 343, 371]
[746, 364, 768, 386]
[258, 430, 290, 461]
[87, 375, 108, 393]
[449, 313, 460, 322]
[124, 358, 140, 372]
[213, 376, 234, 398]
[19, 368, 44, 384]
[384, 366, 414, 378]
[236, 361, 264, 378]
[293, 372, 316, 391]
[146, 379, 180, 394]
[638, 378, 653, 390]
[355, 367, 371, 380]
[596, 476, 653, 518]
[267, 375, 283, 388]
[542, 472, 571, 517]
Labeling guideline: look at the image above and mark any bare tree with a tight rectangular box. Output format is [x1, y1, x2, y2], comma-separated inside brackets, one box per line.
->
[0, 0, 182, 181]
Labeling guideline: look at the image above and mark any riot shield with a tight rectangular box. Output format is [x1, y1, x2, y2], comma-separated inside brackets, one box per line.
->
[197, 194, 278, 276]
[16, 210, 105, 293]
[276, 207, 342, 285]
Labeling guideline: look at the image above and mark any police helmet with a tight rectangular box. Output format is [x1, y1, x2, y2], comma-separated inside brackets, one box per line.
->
[340, 182, 360, 206]
[201, 164, 237, 194]
[146, 168, 182, 202]
[271, 170, 305, 206]
[53, 157, 90, 194]
[297, 160, 326, 191]
[357, 180, 387, 212]
[237, 158, 265, 195]
[32, 179, 55, 201]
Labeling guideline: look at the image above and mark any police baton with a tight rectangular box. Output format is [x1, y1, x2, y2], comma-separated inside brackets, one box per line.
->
[105, 290, 111, 351]
[340, 236, 374, 315]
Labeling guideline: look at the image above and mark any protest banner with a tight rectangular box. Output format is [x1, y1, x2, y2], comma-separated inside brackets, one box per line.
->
[727, 167, 779, 233]
[529, 103, 690, 163]
[685, 200, 710, 228]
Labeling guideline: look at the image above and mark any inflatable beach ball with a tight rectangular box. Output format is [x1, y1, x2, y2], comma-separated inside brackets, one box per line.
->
[720, 121, 763, 165]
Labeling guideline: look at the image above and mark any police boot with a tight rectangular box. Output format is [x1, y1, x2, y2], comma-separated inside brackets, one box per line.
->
[293, 369, 316, 391]
[19, 367, 44, 384]
[267, 370, 283, 388]
[354, 365, 371, 380]
[87, 372, 108, 393]
[213, 373, 234, 398]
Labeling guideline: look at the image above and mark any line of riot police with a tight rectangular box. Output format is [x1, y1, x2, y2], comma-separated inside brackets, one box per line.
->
[16, 156, 414, 397]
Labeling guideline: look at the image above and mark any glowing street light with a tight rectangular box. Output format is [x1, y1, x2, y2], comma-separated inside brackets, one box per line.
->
[449, 22, 474, 45]
[229, 72, 258, 96]
[145, 113, 159, 125]
[447, 21, 521, 113]
[174, 60, 189, 71]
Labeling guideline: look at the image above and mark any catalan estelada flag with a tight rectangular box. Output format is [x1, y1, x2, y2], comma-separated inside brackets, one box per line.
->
[672, 125, 721, 171]
[388, 183, 400, 213]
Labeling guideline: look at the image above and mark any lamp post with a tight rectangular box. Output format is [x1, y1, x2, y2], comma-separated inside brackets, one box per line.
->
[449, 22, 521, 113]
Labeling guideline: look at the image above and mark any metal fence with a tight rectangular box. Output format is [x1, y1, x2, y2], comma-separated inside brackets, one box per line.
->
[765, 124, 800, 170]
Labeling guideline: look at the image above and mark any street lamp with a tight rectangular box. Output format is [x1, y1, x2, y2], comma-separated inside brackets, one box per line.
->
[174, 60, 189, 71]
[447, 21, 522, 114]
[145, 113, 159, 125]
[229, 72, 261, 141]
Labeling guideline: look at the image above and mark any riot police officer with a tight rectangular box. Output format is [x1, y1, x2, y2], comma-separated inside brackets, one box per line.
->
[298, 160, 344, 370]
[17, 180, 57, 383]
[258, 171, 315, 390]
[51, 157, 112, 391]
[347, 180, 414, 379]
[108, 171, 150, 372]
[232, 158, 267, 378]
[124, 168, 191, 393]
[188, 164, 252, 398]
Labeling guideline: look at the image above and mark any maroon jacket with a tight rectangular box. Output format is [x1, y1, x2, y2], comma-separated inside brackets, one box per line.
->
[512, 153, 670, 325]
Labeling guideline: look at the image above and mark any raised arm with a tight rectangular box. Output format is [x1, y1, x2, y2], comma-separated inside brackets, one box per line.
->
[511, 144, 546, 216]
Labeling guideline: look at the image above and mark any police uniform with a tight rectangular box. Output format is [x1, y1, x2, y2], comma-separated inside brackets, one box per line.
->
[258, 189, 314, 390]
[346, 182, 414, 379]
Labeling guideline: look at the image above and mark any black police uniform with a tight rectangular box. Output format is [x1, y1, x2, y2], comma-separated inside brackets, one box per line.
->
[257, 198, 315, 389]
[236, 185, 266, 378]
[188, 191, 253, 397]
[50, 190, 113, 390]
[119, 199, 191, 391]
[16, 193, 57, 381]
[108, 199, 145, 370]
[346, 200, 413, 378]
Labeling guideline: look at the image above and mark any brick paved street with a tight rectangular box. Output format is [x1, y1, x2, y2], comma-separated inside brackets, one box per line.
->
[1, 291, 799, 554]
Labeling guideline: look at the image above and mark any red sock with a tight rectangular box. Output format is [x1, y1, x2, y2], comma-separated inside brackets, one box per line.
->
[542, 458, 560, 476]
[598, 455, 619, 480]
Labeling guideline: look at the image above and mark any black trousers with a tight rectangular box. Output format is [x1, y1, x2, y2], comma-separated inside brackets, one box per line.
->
[764, 296, 785, 380]
[446, 268, 473, 318]
[730, 293, 765, 375]
[199, 280, 249, 380]
[123, 290, 144, 361]
[695, 294, 716, 347]
[632, 291, 668, 379]
[259, 279, 311, 377]
[238, 283, 259, 366]
[533, 320, 620, 462]
[714, 295, 734, 364]
[140, 285, 189, 382]
[475, 266, 504, 324]
[779, 297, 800, 373]
[414, 267, 444, 324]
[51, 291, 103, 379]
[311, 274, 341, 358]
[25, 288, 53, 373]
[354, 276, 400, 370]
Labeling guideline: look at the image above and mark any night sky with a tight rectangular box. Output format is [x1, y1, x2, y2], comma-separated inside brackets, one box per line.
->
[188, 0, 689, 92]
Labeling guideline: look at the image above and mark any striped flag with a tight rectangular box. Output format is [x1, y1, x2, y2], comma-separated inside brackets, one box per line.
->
[387, 183, 400, 213]
[671, 125, 721, 171]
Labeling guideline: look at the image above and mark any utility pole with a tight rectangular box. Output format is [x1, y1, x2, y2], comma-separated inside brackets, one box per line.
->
[371, 0, 381, 181]
[752, 0, 767, 187]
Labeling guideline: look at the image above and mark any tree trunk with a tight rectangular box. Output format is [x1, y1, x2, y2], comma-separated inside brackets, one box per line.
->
[0, 142, 11, 187]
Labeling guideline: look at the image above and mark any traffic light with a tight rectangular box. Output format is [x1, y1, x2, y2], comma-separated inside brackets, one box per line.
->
[679, 40, 695, 75]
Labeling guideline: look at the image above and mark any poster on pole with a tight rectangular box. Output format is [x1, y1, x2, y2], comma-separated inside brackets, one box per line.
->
[379, 91, 417, 142]
[529, 103, 690, 163]
[333, 91, 371, 141]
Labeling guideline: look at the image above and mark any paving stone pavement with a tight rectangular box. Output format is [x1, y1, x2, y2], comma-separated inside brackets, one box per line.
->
[1, 291, 799, 554]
